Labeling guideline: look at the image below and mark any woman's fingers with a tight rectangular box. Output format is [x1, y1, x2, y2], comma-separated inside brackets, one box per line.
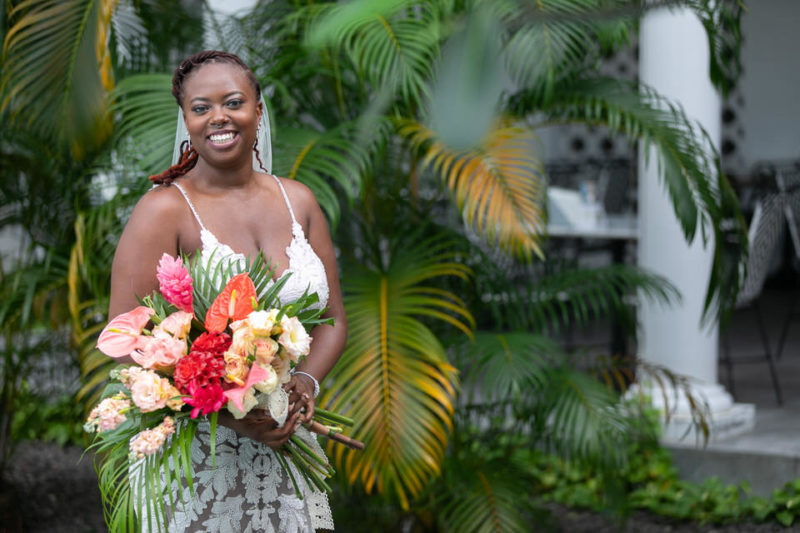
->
[301, 393, 315, 424]
[261, 410, 302, 448]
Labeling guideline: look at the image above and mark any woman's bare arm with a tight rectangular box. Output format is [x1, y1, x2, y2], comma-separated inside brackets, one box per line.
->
[281, 180, 348, 422]
[109, 186, 183, 317]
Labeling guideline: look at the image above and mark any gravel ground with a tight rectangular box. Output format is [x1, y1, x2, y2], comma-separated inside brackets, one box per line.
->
[0, 441, 797, 532]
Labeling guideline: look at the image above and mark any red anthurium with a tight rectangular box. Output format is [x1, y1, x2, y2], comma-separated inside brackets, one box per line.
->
[205, 273, 258, 333]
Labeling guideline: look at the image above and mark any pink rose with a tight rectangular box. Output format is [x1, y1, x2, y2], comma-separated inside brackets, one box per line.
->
[154, 311, 193, 340]
[132, 335, 187, 373]
[97, 307, 154, 358]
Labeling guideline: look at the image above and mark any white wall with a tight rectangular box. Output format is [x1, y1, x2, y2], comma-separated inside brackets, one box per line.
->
[736, 0, 800, 168]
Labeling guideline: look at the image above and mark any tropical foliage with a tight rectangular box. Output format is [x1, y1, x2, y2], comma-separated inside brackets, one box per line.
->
[0, 0, 745, 530]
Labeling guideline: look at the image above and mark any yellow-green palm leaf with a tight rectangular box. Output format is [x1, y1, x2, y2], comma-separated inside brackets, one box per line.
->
[401, 120, 546, 259]
[320, 234, 473, 509]
[2, 0, 117, 157]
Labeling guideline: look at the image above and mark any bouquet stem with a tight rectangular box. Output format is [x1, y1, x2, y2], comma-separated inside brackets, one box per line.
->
[305, 420, 365, 450]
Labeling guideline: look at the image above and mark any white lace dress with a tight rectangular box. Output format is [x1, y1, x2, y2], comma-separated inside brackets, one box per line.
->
[151, 178, 334, 532]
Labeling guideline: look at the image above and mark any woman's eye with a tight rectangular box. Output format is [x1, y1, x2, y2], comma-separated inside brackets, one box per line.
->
[226, 99, 244, 109]
[191, 105, 209, 114]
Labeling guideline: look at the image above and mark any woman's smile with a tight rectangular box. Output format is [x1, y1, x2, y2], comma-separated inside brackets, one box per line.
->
[207, 130, 239, 148]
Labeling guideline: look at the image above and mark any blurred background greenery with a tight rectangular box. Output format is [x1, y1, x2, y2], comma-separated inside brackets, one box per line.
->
[0, 0, 758, 531]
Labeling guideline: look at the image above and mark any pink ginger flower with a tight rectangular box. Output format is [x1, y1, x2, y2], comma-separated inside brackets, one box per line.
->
[97, 306, 154, 358]
[156, 253, 193, 314]
[129, 417, 176, 459]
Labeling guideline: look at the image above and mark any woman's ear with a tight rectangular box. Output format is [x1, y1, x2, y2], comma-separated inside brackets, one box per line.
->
[256, 98, 263, 122]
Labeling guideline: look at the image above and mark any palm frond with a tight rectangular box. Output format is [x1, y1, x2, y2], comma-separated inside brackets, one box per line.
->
[401, 119, 547, 259]
[456, 331, 649, 470]
[306, 1, 439, 109]
[476, 261, 679, 333]
[71, 194, 139, 408]
[1, 0, 116, 156]
[490, 0, 631, 102]
[320, 232, 473, 509]
[273, 119, 391, 227]
[438, 458, 540, 533]
[510, 76, 747, 323]
[683, 0, 744, 97]
[110, 73, 177, 178]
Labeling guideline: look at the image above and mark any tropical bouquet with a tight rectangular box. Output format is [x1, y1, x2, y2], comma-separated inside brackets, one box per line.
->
[84, 252, 361, 531]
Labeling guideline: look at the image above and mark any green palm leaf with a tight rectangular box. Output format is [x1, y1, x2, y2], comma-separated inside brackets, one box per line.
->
[401, 119, 547, 259]
[459, 332, 646, 469]
[110, 73, 177, 178]
[320, 232, 473, 509]
[516, 76, 747, 323]
[306, 1, 439, 108]
[1, 0, 116, 156]
[474, 261, 679, 334]
[490, 0, 630, 102]
[438, 459, 539, 533]
[71, 194, 137, 408]
[273, 119, 390, 227]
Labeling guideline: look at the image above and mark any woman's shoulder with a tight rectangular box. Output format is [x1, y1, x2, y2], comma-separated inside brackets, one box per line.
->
[267, 174, 319, 213]
[127, 183, 189, 227]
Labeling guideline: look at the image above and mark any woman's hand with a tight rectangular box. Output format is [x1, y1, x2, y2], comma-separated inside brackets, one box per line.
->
[219, 408, 301, 449]
[285, 373, 315, 425]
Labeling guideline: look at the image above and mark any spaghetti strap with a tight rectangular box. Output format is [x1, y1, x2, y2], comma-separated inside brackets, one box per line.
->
[172, 182, 208, 233]
[270, 175, 298, 226]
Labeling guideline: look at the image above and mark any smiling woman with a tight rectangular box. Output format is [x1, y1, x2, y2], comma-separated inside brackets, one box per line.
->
[106, 50, 346, 532]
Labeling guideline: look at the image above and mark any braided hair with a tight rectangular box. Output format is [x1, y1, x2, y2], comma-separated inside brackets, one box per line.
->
[149, 50, 263, 185]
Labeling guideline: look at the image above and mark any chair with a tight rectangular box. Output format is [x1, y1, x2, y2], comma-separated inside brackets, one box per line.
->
[720, 193, 785, 405]
[774, 168, 800, 359]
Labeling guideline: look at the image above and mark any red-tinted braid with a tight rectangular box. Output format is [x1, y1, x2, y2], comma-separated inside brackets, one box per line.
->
[148, 141, 198, 185]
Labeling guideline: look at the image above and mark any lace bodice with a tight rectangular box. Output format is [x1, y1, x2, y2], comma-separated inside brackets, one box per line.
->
[173, 178, 330, 310]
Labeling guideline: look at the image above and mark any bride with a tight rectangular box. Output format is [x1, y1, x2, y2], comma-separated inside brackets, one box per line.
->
[108, 50, 346, 532]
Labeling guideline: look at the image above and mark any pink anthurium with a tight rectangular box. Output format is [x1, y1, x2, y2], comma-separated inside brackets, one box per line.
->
[223, 363, 270, 413]
[97, 306, 155, 358]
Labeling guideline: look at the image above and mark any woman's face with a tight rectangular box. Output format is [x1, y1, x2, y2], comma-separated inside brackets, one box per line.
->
[181, 62, 261, 169]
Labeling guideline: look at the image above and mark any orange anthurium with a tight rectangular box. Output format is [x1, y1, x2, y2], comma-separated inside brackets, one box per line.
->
[205, 273, 258, 333]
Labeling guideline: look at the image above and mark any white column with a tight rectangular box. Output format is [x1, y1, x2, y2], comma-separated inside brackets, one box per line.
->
[636, 7, 754, 443]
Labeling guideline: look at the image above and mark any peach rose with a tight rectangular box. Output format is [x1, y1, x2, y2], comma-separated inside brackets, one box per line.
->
[129, 369, 173, 412]
[253, 337, 279, 366]
[224, 351, 249, 386]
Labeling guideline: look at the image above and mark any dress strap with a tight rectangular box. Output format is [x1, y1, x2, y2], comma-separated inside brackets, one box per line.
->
[172, 182, 208, 233]
[270, 175, 298, 226]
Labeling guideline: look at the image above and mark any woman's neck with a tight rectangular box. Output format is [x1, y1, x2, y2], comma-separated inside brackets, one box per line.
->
[190, 157, 256, 192]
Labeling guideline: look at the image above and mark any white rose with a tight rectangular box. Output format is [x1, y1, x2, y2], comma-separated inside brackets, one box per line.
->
[278, 316, 312, 360]
[226, 388, 258, 419]
[248, 309, 280, 337]
[253, 364, 279, 395]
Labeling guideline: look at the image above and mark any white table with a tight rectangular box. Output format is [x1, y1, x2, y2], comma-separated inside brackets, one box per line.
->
[546, 213, 639, 241]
